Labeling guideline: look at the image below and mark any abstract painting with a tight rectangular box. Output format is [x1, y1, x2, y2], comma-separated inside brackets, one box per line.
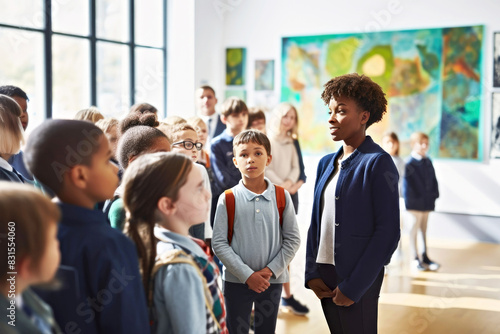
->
[255, 60, 274, 90]
[226, 48, 246, 85]
[281, 25, 484, 160]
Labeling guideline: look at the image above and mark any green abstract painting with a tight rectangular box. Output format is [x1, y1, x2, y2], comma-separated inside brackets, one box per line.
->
[281, 25, 484, 159]
[226, 48, 246, 85]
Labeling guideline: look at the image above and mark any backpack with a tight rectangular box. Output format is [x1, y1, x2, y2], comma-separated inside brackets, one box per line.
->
[150, 249, 222, 333]
[224, 185, 286, 245]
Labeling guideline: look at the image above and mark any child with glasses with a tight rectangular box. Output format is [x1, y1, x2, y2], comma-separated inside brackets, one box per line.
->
[170, 122, 213, 245]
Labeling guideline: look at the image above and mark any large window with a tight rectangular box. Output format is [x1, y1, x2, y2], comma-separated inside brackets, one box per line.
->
[0, 0, 166, 129]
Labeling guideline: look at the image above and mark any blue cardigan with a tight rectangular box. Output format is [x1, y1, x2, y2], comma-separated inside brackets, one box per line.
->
[305, 136, 400, 303]
[402, 156, 439, 211]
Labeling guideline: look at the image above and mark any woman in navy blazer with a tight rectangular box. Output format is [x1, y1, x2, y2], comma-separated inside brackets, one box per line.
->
[305, 73, 400, 333]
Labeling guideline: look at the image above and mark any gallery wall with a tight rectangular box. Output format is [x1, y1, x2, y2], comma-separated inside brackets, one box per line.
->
[189, 0, 500, 240]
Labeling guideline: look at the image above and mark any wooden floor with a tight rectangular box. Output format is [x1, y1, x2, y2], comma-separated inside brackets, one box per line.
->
[275, 233, 500, 334]
[272, 157, 500, 333]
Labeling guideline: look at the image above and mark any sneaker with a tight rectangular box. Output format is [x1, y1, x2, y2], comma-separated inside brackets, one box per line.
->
[281, 295, 309, 315]
[422, 252, 440, 271]
[413, 257, 428, 271]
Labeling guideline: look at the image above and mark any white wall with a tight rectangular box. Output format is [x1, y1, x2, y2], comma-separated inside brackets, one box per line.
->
[166, 0, 196, 117]
[192, 0, 500, 219]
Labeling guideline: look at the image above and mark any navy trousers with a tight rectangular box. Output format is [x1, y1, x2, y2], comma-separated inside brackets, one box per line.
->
[318, 264, 384, 334]
[223, 281, 282, 334]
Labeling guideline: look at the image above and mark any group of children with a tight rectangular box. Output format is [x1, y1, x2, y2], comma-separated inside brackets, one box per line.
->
[0, 84, 309, 333]
[0, 81, 440, 333]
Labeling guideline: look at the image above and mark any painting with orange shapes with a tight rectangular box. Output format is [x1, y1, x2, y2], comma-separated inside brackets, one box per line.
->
[281, 25, 484, 160]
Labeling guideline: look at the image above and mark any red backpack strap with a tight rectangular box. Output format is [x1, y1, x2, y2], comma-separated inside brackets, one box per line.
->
[274, 185, 286, 227]
[224, 189, 236, 245]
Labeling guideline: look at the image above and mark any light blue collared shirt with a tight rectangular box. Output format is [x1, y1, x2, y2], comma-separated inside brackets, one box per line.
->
[212, 177, 301, 284]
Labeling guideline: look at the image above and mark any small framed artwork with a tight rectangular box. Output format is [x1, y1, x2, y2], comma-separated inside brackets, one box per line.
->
[494, 32, 500, 87]
[226, 48, 246, 85]
[255, 60, 274, 90]
[492, 92, 500, 158]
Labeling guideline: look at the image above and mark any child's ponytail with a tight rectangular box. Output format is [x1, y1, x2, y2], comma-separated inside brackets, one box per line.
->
[122, 152, 193, 298]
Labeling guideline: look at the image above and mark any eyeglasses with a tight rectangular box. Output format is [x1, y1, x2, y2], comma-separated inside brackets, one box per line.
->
[172, 140, 203, 151]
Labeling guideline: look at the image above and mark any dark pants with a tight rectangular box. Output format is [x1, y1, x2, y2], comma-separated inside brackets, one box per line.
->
[318, 264, 384, 334]
[290, 192, 299, 214]
[223, 281, 282, 334]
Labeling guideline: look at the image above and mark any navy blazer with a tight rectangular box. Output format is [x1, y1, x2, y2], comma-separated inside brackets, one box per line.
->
[403, 156, 439, 211]
[213, 115, 226, 139]
[35, 203, 149, 334]
[305, 136, 400, 302]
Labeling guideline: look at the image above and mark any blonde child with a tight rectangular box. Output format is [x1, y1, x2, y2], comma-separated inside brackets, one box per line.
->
[122, 152, 227, 333]
[170, 122, 213, 244]
[95, 118, 119, 162]
[403, 132, 440, 271]
[0, 95, 27, 183]
[213, 130, 301, 333]
[263, 102, 309, 314]
[0, 182, 61, 333]
[266, 103, 303, 212]
[73, 106, 104, 123]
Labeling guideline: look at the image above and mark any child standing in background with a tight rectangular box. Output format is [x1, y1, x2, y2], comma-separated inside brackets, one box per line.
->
[266, 102, 303, 212]
[24, 120, 149, 333]
[209, 97, 249, 224]
[264, 102, 309, 314]
[403, 131, 440, 271]
[213, 130, 300, 333]
[0, 95, 28, 183]
[106, 125, 171, 230]
[187, 116, 211, 168]
[0, 182, 62, 334]
[247, 107, 267, 133]
[0, 85, 33, 181]
[123, 152, 227, 334]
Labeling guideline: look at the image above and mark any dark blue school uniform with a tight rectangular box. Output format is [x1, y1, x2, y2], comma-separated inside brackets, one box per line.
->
[8, 150, 34, 181]
[35, 203, 149, 334]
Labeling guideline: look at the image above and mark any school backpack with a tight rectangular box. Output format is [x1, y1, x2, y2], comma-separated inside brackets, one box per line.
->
[224, 185, 286, 245]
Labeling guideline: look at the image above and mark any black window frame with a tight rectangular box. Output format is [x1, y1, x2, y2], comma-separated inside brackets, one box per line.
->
[0, 0, 167, 119]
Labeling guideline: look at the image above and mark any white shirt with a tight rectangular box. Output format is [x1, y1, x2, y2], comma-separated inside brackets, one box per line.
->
[0, 157, 13, 171]
[316, 155, 345, 265]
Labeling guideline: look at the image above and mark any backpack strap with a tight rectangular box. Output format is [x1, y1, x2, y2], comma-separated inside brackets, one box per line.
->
[224, 189, 236, 245]
[274, 185, 286, 227]
[150, 249, 222, 331]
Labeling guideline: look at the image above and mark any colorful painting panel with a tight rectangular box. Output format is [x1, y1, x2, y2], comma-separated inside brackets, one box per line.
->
[281, 25, 484, 160]
[226, 48, 246, 85]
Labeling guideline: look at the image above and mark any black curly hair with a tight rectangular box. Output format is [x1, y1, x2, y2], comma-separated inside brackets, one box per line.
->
[119, 111, 159, 135]
[321, 73, 387, 129]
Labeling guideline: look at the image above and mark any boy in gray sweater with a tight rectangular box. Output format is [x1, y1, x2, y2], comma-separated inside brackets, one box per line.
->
[213, 129, 300, 334]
